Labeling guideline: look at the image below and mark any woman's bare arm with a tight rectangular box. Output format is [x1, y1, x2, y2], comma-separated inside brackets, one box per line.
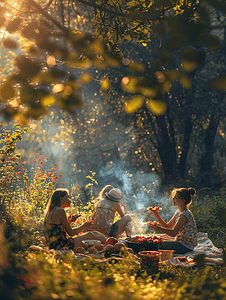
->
[60, 210, 92, 236]
[148, 215, 187, 237]
[151, 211, 175, 229]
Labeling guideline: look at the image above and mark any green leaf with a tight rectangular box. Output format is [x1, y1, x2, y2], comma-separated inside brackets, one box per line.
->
[0, 82, 15, 100]
[58, 92, 83, 111]
[20, 85, 39, 104]
[25, 105, 47, 120]
[147, 99, 166, 116]
[199, 34, 221, 50]
[128, 62, 145, 73]
[78, 73, 92, 84]
[121, 76, 138, 93]
[208, 75, 226, 91]
[2, 38, 18, 50]
[181, 47, 205, 72]
[179, 73, 192, 89]
[6, 17, 22, 33]
[100, 79, 110, 91]
[125, 96, 144, 114]
[40, 94, 55, 107]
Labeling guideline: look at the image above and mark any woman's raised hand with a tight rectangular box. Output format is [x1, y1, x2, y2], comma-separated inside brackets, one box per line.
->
[147, 206, 162, 215]
[84, 220, 94, 230]
[147, 221, 159, 229]
[68, 213, 81, 224]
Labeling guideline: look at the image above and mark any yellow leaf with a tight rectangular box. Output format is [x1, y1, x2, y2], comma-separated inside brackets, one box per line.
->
[0, 82, 15, 100]
[78, 73, 92, 84]
[147, 99, 167, 116]
[41, 94, 55, 107]
[125, 96, 144, 114]
[100, 79, 109, 91]
[179, 73, 192, 89]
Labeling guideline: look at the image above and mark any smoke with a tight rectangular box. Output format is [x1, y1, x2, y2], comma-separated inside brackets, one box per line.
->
[97, 159, 176, 234]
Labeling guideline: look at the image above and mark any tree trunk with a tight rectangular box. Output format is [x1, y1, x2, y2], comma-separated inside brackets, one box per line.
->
[178, 117, 193, 178]
[154, 114, 177, 180]
[199, 114, 219, 176]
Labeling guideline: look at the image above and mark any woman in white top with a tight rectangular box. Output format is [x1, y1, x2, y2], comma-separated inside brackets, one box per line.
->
[92, 185, 132, 238]
[147, 187, 197, 254]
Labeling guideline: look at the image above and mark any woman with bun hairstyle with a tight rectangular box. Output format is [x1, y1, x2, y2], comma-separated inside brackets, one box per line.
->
[147, 187, 197, 254]
[44, 188, 107, 250]
[92, 185, 132, 238]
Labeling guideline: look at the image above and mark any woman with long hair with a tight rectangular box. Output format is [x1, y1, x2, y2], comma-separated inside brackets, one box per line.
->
[147, 187, 197, 254]
[44, 188, 107, 250]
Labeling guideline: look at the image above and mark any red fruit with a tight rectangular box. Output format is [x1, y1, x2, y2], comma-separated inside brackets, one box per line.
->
[105, 237, 118, 246]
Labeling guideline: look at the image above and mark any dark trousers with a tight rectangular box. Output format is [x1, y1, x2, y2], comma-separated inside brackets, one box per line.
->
[159, 241, 191, 254]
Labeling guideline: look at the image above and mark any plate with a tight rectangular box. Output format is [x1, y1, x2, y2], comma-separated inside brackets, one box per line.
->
[82, 240, 101, 247]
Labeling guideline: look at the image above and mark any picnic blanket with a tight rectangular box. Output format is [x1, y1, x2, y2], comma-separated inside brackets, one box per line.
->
[29, 232, 224, 267]
[163, 232, 224, 268]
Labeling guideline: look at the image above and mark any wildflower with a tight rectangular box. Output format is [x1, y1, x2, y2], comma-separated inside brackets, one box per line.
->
[36, 164, 42, 167]
[5, 130, 10, 133]
[46, 190, 50, 193]
[55, 176, 59, 180]
[7, 182, 10, 184]
[21, 160, 27, 164]
[82, 218, 86, 223]
[32, 159, 35, 162]
[18, 169, 21, 171]
[59, 174, 63, 177]
[50, 179, 55, 182]
[62, 182, 65, 185]
[45, 157, 49, 160]
[23, 168, 27, 171]
[53, 164, 57, 167]
[51, 168, 56, 171]
[36, 153, 39, 155]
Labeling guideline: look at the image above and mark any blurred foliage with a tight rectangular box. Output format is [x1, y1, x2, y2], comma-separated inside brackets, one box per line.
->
[191, 188, 226, 248]
[1, 0, 226, 182]
[0, 0, 225, 124]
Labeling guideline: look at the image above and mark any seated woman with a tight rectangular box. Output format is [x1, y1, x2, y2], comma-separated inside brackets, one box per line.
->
[147, 187, 197, 254]
[92, 185, 132, 238]
[44, 188, 107, 250]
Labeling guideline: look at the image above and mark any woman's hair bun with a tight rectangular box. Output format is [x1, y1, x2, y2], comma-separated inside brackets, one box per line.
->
[188, 188, 196, 197]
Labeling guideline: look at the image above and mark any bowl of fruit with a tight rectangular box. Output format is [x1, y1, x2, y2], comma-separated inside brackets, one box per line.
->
[125, 235, 162, 253]
[82, 240, 101, 247]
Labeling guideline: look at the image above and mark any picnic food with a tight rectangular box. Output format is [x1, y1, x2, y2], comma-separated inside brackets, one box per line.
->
[74, 246, 85, 253]
[127, 235, 162, 244]
[68, 212, 82, 224]
[87, 246, 98, 254]
[105, 237, 118, 246]
[103, 244, 115, 252]
[147, 206, 162, 211]
[147, 221, 159, 226]
[114, 242, 126, 252]
[95, 243, 105, 251]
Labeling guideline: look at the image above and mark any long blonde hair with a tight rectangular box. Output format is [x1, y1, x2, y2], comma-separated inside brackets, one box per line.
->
[45, 188, 69, 214]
